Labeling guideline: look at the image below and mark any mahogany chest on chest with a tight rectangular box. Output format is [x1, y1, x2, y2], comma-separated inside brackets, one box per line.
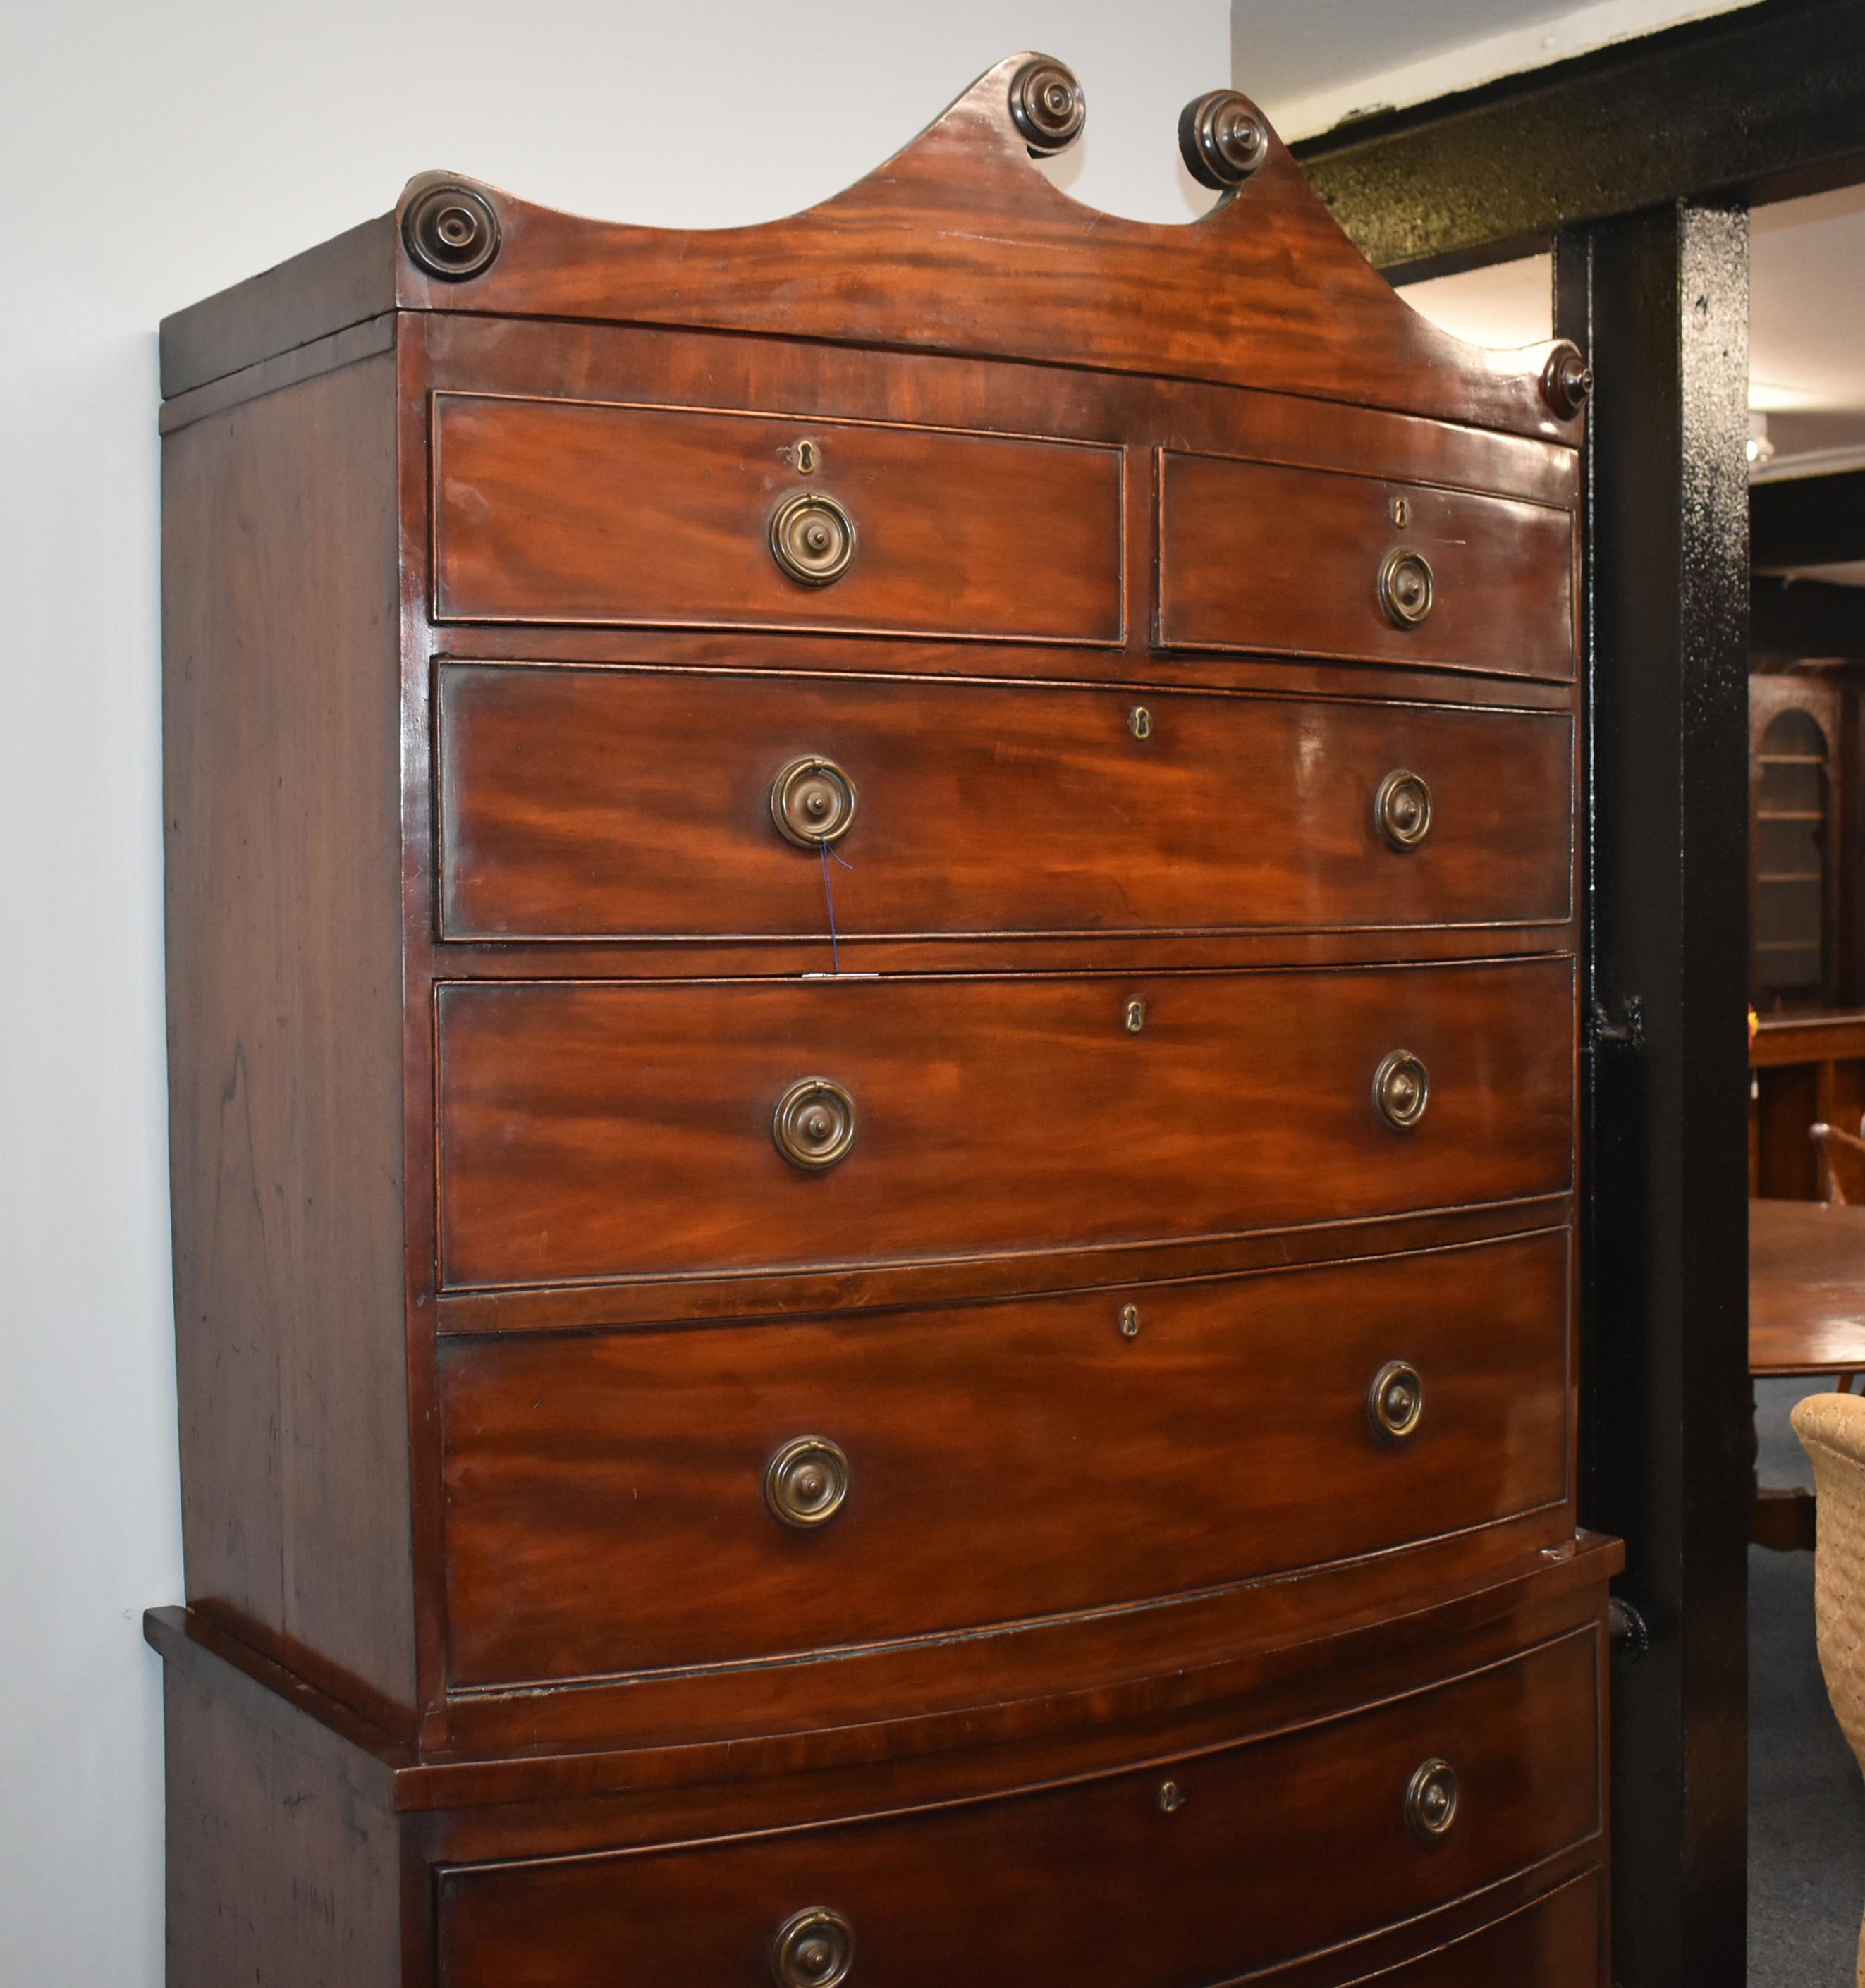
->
[149, 53, 1618, 1987]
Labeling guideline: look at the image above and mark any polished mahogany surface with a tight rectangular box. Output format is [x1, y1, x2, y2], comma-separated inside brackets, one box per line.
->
[435, 960, 1574, 1291]
[439, 1229, 1570, 1688]
[436, 1631, 1599, 1988]
[152, 47, 1605, 1987]
[432, 395, 1125, 640]
[1158, 450, 1576, 679]
[436, 663, 1574, 943]
[1750, 1197, 1865, 1375]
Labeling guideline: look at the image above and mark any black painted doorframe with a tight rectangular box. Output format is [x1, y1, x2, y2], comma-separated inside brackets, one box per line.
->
[1290, 7, 1865, 1982]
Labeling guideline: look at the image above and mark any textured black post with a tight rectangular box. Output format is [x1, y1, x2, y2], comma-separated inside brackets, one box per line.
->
[1556, 204, 1752, 1988]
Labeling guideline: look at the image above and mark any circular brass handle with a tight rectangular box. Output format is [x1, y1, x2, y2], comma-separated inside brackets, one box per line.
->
[1405, 1758, 1460, 1841]
[1373, 1050, 1430, 1131]
[1374, 770, 1432, 851]
[765, 1437, 850, 1528]
[773, 1077, 857, 1171]
[1378, 548, 1436, 629]
[771, 1906, 855, 1987]
[771, 756, 858, 848]
[771, 491, 857, 587]
[1369, 1360, 1424, 1442]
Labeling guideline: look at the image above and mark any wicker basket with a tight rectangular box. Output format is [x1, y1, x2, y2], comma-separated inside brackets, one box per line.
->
[1792, 1389, 1865, 1986]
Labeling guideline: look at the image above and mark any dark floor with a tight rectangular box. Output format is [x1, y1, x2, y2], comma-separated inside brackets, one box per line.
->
[1751, 1376, 1865, 1984]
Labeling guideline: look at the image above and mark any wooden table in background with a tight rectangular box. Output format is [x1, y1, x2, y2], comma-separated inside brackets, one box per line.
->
[1750, 1197, 1865, 1550]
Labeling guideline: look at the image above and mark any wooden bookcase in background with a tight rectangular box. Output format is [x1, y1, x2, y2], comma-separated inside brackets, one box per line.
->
[1750, 670, 1865, 1201]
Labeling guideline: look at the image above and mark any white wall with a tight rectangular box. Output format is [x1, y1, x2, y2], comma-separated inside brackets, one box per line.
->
[0, 3, 1229, 1979]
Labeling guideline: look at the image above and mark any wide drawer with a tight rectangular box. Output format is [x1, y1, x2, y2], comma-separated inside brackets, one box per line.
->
[1157, 451, 1574, 680]
[440, 1229, 1569, 1687]
[436, 663, 1573, 943]
[430, 395, 1124, 642]
[435, 1629, 1602, 1988]
[435, 959, 1574, 1291]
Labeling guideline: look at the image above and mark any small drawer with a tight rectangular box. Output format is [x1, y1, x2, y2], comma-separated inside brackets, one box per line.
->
[434, 1629, 1602, 1988]
[440, 1229, 1569, 1688]
[436, 663, 1573, 943]
[435, 959, 1574, 1291]
[1158, 451, 1574, 680]
[430, 394, 1124, 642]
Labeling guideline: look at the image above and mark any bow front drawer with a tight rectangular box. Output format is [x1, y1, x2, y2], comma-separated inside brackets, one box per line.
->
[435, 1630, 1601, 1988]
[430, 394, 1125, 642]
[436, 663, 1572, 943]
[1158, 450, 1574, 680]
[439, 1229, 1569, 1688]
[434, 959, 1574, 1291]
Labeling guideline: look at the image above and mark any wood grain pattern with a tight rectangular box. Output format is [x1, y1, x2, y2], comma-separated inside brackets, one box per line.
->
[1338, 1873, 1602, 1987]
[431, 394, 1125, 641]
[396, 57, 1579, 443]
[1749, 1198, 1865, 1375]
[436, 959, 1575, 1291]
[436, 663, 1573, 943]
[439, 1230, 1568, 1688]
[434, 1629, 1599, 1988]
[162, 350, 417, 1724]
[163, 1659, 404, 1987]
[1158, 450, 1575, 679]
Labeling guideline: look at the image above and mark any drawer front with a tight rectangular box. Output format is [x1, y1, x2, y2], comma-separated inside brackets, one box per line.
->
[1158, 452, 1574, 680]
[431, 395, 1124, 642]
[441, 1229, 1570, 1687]
[437, 664, 1573, 943]
[1343, 1875, 1602, 1987]
[436, 1629, 1601, 1988]
[436, 959, 1574, 1290]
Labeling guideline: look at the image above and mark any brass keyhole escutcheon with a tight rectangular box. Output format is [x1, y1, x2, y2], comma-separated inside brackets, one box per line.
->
[773, 1077, 857, 1170]
[793, 438, 819, 474]
[771, 756, 858, 848]
[770, 1905, 856, 1987]
[770, 491, 857, 586]
[1390, 495, 1410, 529]
[1157, 1779, 1185, 1814]
[1119, 1303, 1141, 1340]
[1369, 1360, 1424, 1442]
[764, 1438, 851, 1530]
[1124, 998, 1148, 1034]
[1405, 1759, 1460, 1842]
[1374, 769, 1433, 851]
[1378, 548, 1435, 629]
[1373, 1050, 1430, 1131]
[1128, 705, 1154, 741]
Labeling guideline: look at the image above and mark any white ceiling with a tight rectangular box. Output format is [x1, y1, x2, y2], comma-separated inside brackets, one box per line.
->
[1239, 0, 1758, 140]
[1400, 183, 1865, 481]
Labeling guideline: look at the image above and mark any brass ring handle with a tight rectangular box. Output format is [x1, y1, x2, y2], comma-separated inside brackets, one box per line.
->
[1405, 1758, 1460, 1841]
[1374, 769, 1432, 851]
[1378, 548, 1436, 628]
[765, 1437, 850, 1528]
[1369, 1360, 1424, 1442]
[771, 756, 858, 848]
[771, 1905, 856, 1987]
[1372, 1050, 1430, 1131]
[771, 491, 857, 587]
[773, 1077, 857, 1171]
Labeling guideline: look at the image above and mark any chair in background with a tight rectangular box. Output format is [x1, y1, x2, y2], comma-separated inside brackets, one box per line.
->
[1792, 1390, 1865, 1987]
[1808, 1112, 1865, 1396]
